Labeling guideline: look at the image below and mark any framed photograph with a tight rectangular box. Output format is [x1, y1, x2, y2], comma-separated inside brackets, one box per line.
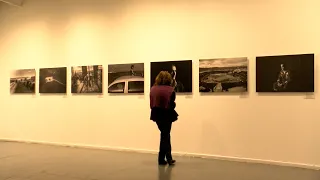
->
[256, 54, 314, 92]
[39, 67, 67, 93]
[199, 58, 248, 92]
[10, 69, 36, 94]
[71, 65, 103, 94]
[108, 63, 144, 93]
[151, 60, 192, 93]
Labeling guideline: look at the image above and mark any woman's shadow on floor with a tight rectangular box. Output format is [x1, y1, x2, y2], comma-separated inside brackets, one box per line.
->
[158, 165, 174, 180]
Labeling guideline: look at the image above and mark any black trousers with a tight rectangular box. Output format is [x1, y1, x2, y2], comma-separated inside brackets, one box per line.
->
[156, 121, 173, 162]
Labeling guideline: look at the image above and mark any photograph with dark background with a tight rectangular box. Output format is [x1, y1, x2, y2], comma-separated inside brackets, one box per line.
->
[10, 69, 36, 94]
[256, 54, 314, 92]
[151, 60, 192, 93]
[108, 63, 144, 93]
[199, 58, 248, 92]
[71, 65, 103, 93]
[39, 67, 67, 93]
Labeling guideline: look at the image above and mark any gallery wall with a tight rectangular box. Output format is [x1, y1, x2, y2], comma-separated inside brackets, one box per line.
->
[0, 0, 319, 167]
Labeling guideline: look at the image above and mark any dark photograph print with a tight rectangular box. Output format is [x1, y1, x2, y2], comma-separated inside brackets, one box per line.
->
[151, 60, 192, 93]
[256, 54, 314, 92]
[39, 67, 67, 93]
[108, 63, 144, 93]
[71, 65, 103, 94]
[199, 58, 248, 93]
[10, 69, 36, 94]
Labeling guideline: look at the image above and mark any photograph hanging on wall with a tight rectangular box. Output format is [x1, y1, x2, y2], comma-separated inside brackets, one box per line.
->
[39, 67, 67, 93]
[10, 69, 36, 94]
[199, 58, 248, 92]
[151, 60, 192, 93]
[256, 54, 314, 92]
[108, 63, 144, 93]
[71, 65, 103, 93]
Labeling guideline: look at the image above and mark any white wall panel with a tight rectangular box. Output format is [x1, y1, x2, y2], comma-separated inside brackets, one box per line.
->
[0, 0, 319, 168]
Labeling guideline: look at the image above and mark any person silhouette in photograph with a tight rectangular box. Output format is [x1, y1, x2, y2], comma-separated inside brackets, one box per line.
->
[273, 64, 290, 91]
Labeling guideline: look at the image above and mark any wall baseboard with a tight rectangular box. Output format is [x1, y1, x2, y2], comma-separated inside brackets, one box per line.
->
[1, 138, 319, 170]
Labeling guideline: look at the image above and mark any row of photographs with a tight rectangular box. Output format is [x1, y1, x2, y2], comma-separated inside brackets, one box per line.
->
[10, 53, 315, 94]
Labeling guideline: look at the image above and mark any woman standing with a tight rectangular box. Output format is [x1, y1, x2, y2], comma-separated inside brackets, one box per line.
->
[150, 71, 178, 165]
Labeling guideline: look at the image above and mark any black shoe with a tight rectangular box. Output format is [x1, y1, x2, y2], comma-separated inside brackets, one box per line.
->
[168, 160, 176, 165]
[158, 161, 168, 165]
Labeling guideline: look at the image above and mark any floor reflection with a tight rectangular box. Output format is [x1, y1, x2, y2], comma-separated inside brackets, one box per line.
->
[158, 165, 174, 180]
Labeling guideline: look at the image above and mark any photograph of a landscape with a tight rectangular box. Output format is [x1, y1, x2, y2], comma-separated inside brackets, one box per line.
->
[108, 63, 144, 93]
[71, 65, 103, 93]
[39, 67, 67, 93]
[10, 69, 36, 94]
[199, 58, 248, 92]
[256, 54, 314, 92]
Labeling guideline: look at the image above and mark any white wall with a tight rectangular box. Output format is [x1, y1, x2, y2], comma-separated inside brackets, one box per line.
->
[0, 0, 24, 6]
[0, 0, 320, 167]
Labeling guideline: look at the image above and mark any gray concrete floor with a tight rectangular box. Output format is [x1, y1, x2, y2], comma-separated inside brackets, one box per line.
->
[0, 141, 319, 180]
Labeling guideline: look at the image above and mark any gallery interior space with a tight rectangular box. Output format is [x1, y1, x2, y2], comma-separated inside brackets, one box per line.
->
[1, 0, 320, 179]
